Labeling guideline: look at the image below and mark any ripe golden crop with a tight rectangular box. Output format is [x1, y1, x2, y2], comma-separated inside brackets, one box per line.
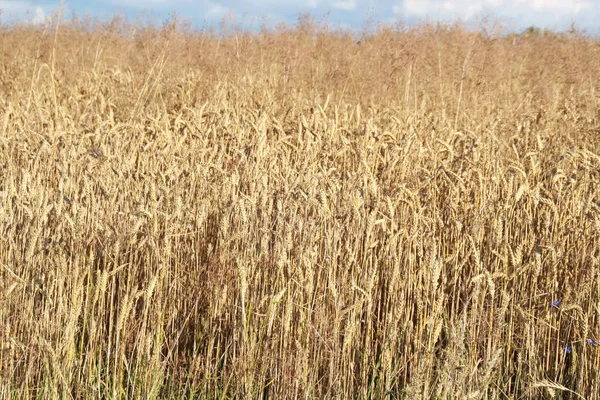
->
[1, 15, 599, 399]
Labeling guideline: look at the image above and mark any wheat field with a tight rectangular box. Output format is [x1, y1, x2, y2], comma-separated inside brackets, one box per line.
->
[1, 15, 600, 399]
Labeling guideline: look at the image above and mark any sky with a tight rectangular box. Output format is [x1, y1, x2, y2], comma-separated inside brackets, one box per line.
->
[0, 0, 598, 34]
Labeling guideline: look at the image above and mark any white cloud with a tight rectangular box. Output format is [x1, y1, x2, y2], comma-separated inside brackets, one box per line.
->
[0, 1, 54, 24]
[0, 1, 37, 13]
[332, 0, 357, 11]
[517, 0, 593, 13]
[397, 0, 595, 19]
[206, 2, 228, 18]
[30, 7, 47, 25]
[398, 0, 486, 19]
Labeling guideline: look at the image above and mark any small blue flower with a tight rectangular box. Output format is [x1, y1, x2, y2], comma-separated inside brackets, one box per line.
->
[565, 345, 573, 354]
[587, 338, 599, 346]
[551, 300, 560, 308]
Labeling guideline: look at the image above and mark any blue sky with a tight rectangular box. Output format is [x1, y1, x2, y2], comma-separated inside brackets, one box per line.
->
[0, 0, 598, 33]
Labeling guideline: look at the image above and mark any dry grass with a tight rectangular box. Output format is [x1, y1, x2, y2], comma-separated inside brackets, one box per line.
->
[1, 13, 600, 399]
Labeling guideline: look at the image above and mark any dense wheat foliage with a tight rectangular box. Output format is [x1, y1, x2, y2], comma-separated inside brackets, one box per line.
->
[1, 14, 600, 399]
